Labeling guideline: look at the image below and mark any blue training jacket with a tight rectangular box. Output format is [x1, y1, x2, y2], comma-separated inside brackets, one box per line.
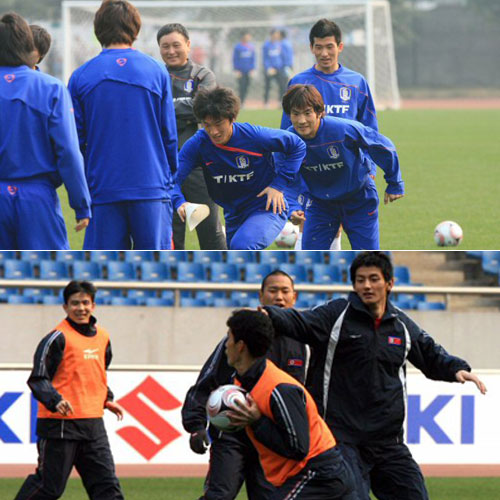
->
[281, 64, 378, 130]
[283, 116, 404, 202]
[0, 65, 91, 220]
[171, 122, 305, 220]
[68, 48, 178, 205]
[233, 42, 256, 73]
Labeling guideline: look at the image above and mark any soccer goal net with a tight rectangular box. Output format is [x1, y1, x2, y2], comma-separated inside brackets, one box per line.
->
[62, 0, 400, 109]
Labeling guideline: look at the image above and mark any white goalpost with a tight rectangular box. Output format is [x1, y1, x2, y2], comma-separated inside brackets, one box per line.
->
[62, 0, 400, 109]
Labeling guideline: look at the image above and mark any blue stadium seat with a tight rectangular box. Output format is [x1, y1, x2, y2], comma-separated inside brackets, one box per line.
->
[72, 261, 102, 280]
[0, 286, 18, 302]
[259, 251, 288, 265]
[417, 302, 446, 311]
[127, 289, 157, 305]
[39, 261, 70, 280]
[176, 262, 205, 282]
[110, 297, 138, 306]
[296, 292, 326, 308]
[124, 251, 154, 265]
[393, 266, 411, 285]
[8, 295, 35, 304]
[55, 251, 85, 263]
[392, 300, 416, 310]
[195, 291, 226, 306]
[89, 251, 119, 263]
[213, 297, 239, 307]
[209, 263, 239, 282]
[158, 251, 188, 265]
[146, 297, 175, 307]
[481, 251, 500, 275]
[226, 251, 256, 265]
[466, 251, 482, 260]
[192, 251, 222, 266]
[3, 259, 33, 279]
[231, 291, 260, 307]
[23, 288, 54, 303]
[0, 251, 16, 262]
[278, 263, 308, 283]
[312, 264, 342, 285]
[94, 289, 121, 305]
[160, 290, 176, 303]
[327, 251, 357, 277]
[20, 251, 52, 263]
[106, 262, 136, 281]
[243, 263, 272, 284]
[294, 251, 324, 266]
[42, 295, 64, 305]
[139, 262, 170, 281]
[393, 293, 425, 309]
[180, 297, 207, 307]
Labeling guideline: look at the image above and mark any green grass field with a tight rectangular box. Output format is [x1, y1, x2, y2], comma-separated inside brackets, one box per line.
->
[2, 476, 500, 499]
[60, 108, 500, 250]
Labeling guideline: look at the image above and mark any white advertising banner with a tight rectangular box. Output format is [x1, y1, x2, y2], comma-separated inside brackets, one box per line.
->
[0, 370, 498, 465]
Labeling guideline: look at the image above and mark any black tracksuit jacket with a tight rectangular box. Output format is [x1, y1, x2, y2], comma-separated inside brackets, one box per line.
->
[265, 292, 471, 446]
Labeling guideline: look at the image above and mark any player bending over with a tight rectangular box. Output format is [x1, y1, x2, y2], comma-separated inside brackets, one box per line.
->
[282, 84, 404, 250]
[173, 87, 305, 250]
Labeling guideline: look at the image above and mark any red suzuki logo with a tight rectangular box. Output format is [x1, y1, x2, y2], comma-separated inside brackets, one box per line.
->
[116, 376, 182, 460]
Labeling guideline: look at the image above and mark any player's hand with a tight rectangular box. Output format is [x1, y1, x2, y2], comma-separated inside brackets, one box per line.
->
[56, 399, 74, 416]
[257, 187, 285, 214]
[189, 429, 210, 454]
[177, 202, 189, 222]
[384, 192, 404, 205]
[456, 370, 487, 395]
[75, 218, 89, 232]
[290, 210, 306, 225]
[257, 305, 269, 316]
[227, 395, 261, 426]
[105, 401, 124, 420]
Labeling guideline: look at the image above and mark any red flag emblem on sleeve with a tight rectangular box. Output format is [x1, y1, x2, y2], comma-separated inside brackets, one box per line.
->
[288, 359, 304, 367]
[388, 336, 402, 345]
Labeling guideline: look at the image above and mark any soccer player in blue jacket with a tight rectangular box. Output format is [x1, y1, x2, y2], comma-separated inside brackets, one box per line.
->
[282, 84, 404, 250]
[0, 12, 91, 250]
[172, 87, 306, 250]
[232, 31, 256, 106]
[68, 0, 178, 250]
[262, 29, 287, 107]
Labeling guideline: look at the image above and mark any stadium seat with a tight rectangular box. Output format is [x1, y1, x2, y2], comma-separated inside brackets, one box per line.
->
[242, 263, 271, 284]
[72, 261, 102, 281]
[259, 251, 288, 266]
[0, 286, 18, 302]
[106, 262, 136, 281]
[225, 251, 256, 265]
[393, 266, 411, 285]
[180, 297, 207, 307]
[192, 251, 222, 266]
[139, 262, 170, 281]
[209, 263, 239, 282]
[0, 251, 16, 262]
[231, 291, 260, 307]
[39, 261, 70, 280]
[55, 251, 85, 263]
[127, 289, 157, 305]
[23, 288, 54, 303]
[393, 293, 425, 309]
[327, 251, 357, 276]
[158, 250, 188, 265]
[42, 295, 64, 305]
[3, 259, 33, 279]
[89, 251, 119, 263]
[417, 302, 446, 311]
[160, 290, 176, 303]
[94, 289, 121, 305]
[213, 297, 239, 307]
[8, 295, 35, 304]
[392, 300, 416, 310]
[296, 292, 327, 308]
[312, 264, 342, 285]
[110, 297, 138, 306]
[145, 297, 175, 307]
[293, 251, 325, 266]
[124, 251, 154, 264]
[481, 251, 500, 275]
[195, 291, 226, 306]
[176, 262, 205, 282]
[278, 263, 308, 283]
[20, 251, 52, 263]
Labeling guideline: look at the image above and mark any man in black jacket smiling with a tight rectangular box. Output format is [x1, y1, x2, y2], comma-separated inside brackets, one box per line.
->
[262, 251, 487, 500]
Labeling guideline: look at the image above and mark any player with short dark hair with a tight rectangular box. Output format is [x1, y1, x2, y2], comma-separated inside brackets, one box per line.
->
[29, 24, 51, 68]
[69, 0, 178, 250]
[281, 84, 404, 249]
[225, 309, 355, 500]
[0, 12, 91, 250]
[263, 251, 487, 500]
[172, 86, 306, 250]
[157, 22, 226, 250]
[182, 271, 309, 500]
[14, 280, 124, 499]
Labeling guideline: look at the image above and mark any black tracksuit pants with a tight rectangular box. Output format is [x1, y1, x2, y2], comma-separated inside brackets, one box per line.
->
[14, 434, 123, 500]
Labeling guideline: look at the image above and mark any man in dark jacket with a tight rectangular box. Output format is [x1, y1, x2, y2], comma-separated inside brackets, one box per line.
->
[263, 251, 487, 500]
[182, 270, 309, 500]
[157, 23, 226, 250]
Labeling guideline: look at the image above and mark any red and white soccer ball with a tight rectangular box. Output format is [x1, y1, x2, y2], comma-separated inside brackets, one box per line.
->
[275, 221, 299, 248]
[434, 221, 463, 247]
[206, 384, 247, 432]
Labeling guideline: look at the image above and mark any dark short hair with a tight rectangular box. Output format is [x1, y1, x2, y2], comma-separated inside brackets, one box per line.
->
[94, 0, 141, 47]
[227, 310, 274, 358]
[309, 18, 342, 46]
[261, 270, 295, 292]
[156, 23, 189, 44]
[0, 12, 35, 67]
[63, 280, 97, 304]
[193, 87, 240, 123]
[350, 252, 394, 284]
[30, 24, 51, 64]
[282, 84, 324, 116]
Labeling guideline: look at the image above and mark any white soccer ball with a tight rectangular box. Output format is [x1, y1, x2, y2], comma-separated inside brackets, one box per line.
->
[275, 221, 299, 248]
[434, 221, 463, 247]
[206, 384, 247, 432]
